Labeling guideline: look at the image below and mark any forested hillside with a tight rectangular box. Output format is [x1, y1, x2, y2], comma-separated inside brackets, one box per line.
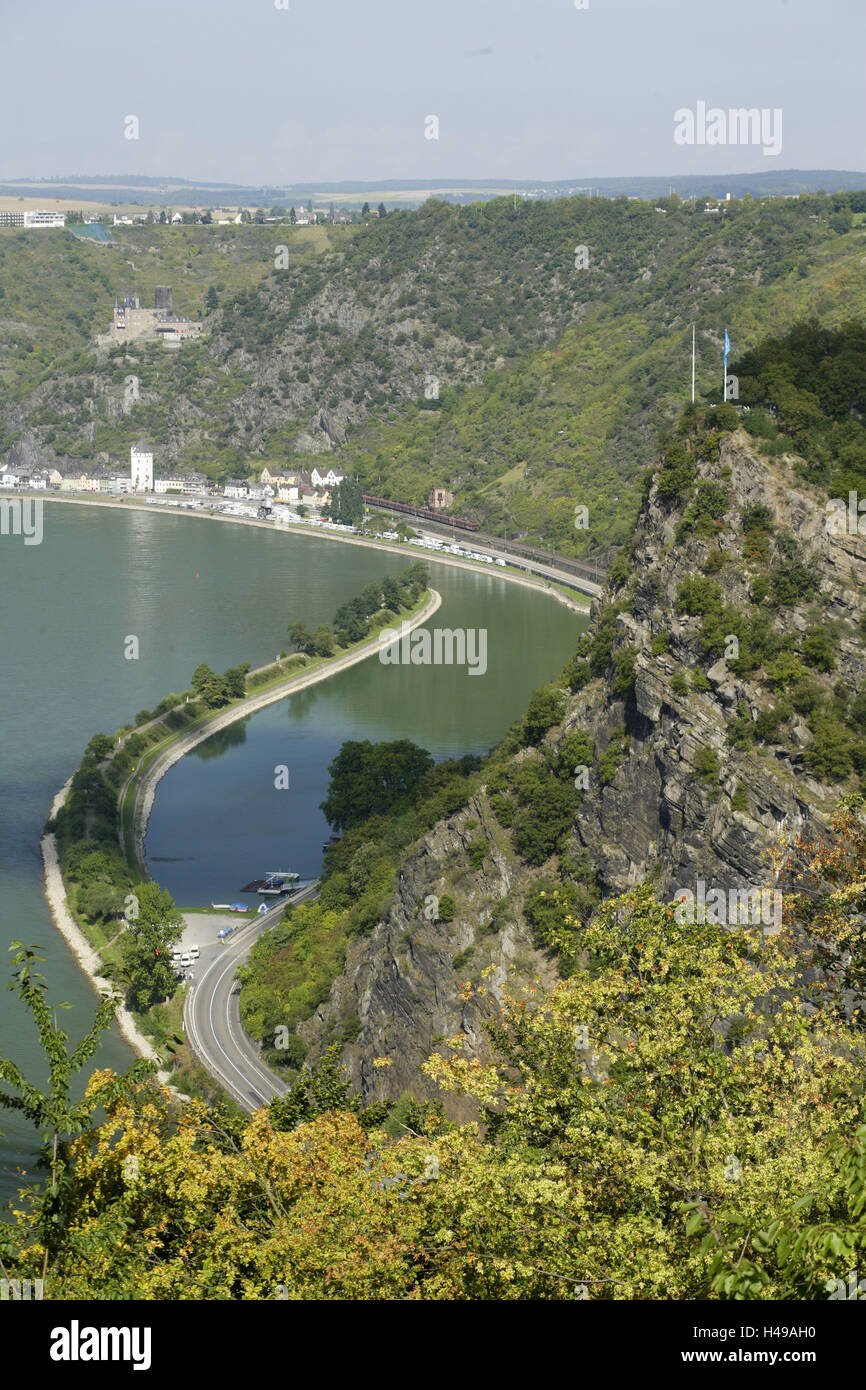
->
[3, 192, 866, 556]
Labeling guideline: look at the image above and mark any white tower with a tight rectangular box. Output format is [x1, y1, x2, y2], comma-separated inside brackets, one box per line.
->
[130, 442, 154, 492]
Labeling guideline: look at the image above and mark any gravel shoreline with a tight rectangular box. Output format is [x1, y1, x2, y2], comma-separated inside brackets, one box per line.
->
[40, 779, 168, 1072]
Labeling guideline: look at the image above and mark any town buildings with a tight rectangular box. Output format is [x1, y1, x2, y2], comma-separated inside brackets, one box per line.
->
[0, 210, 66, 229]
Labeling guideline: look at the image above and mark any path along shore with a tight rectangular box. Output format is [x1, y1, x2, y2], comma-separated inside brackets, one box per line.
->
[36, 499, 588, 1067]
[39, 588, 442, 1067]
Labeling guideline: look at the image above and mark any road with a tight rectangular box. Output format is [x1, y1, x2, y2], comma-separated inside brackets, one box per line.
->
[415, 529, 603, 598]
[184, 880, 318, 1112]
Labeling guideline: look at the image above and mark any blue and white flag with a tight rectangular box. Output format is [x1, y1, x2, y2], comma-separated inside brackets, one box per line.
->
[723, 329, 731, 367]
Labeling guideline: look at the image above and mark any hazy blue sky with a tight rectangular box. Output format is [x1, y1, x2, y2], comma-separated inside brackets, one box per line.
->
[3, 0, 864, 183]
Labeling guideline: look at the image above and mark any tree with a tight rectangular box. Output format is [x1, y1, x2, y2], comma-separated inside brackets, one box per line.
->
[0, 943, 155, 1276]
[289, 207, 296, 224]
[205, 286, 219, 313]
[312, 626, 336, 658]
[361, 202, 370, 217]
[119, 882, 184, 1012]
[288, 621, 315, 655]
[377, 203, 386, 218]
[320, 739, 433, 830]
[191, 662, 216, 693]
[223, 663, 250, 699]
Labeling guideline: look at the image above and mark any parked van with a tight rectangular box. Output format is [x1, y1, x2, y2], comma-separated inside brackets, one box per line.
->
[189, 945, 200, 961]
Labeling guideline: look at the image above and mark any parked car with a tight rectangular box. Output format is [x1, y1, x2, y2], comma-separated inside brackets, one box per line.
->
[180, 953, 191, 967]
[189, 945, 200, 960]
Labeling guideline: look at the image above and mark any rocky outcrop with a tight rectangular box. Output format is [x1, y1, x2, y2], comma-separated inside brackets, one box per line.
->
[300, 429, 866, 1105]
[298, 793, 557, 1118]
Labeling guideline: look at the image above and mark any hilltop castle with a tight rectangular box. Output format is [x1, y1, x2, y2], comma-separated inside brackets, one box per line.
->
[97, 287, 203, 345]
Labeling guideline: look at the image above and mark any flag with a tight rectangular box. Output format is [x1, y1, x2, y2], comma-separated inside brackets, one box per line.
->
[723, 330, 730, 367]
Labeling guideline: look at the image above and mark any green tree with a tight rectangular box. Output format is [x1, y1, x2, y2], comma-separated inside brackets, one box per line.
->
[288, 621, 315, 655]
[118, 883, 184, 1012]
[320, 739, 434, 830]
[0, 943, 155, 1276]
[313, 625, 336, 658]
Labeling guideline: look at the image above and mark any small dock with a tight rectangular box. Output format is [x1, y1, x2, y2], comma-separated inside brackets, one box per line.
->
[241, 870, 300, 895]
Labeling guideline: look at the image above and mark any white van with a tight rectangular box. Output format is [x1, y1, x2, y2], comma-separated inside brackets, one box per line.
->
[180, 953, 191, 967]
[188, 945, 200, 961]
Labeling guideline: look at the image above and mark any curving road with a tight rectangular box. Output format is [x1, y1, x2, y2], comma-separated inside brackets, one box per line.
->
[184, 881, 318, 1112]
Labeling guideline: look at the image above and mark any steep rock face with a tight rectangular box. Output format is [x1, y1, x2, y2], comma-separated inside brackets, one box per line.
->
[300, 429, 865, 1102]
[298, 794, 557, 1117]
[567, 432, 865, 901]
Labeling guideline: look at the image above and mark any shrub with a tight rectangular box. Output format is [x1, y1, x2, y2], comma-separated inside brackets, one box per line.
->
[801, 625, 836, 672]
[523, 686, 567, 745]
[599, 728, 629, 787]
[437, 894, 456, 923]
[611, 646, 638, 700]
[467, 838, 487, 871]
[694, 744, 720, 784]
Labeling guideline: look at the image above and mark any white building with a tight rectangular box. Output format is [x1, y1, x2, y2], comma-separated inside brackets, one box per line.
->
[310, 466, 345, 489]
[0, 210, 66, 229]
[154, 477, 184, 494]
[224, 479, 249, 499]
[131, 442, 154, 492]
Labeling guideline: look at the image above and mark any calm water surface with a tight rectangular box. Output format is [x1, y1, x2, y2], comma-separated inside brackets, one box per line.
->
[0, 501, 586, 1200]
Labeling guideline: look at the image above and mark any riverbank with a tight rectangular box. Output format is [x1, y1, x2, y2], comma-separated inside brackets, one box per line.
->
[40, 780, 171, 1079]
[126, 586, 442, 873]
[39, 494, 592, 612]
[41, 584, 440, 1072]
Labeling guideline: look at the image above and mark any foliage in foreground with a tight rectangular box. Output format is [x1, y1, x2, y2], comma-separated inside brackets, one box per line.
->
[2, 807, 866, 1298]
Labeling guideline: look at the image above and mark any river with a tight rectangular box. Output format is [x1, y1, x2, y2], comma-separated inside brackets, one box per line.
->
[0, 500, 586, 1203]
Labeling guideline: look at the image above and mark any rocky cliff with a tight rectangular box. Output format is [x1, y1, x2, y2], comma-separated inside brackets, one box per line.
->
[299, 423, 866, 1108]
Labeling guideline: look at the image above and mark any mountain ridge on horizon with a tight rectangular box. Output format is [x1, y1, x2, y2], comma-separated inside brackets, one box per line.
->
[2, 168, 865, 207]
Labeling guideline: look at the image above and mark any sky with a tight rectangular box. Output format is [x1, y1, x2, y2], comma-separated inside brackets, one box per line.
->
[3, 0, 865, 184]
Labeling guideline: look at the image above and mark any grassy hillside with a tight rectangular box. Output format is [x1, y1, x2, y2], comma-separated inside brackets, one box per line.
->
[3, 192, 866, 555]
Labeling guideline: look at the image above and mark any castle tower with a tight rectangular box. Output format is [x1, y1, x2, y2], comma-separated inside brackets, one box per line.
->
[130, 442, 154, 492]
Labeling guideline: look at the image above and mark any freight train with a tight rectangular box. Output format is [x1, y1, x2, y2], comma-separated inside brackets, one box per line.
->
[362, 494, 480, 532]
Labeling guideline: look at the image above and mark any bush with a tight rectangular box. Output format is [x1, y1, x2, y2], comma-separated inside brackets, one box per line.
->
[694, 744, 720, 784]
[523, 686, 567, 745]
[801, 625, 836, 672]
[611, 646, 638, 700]
[437, 894, 456, 923]
[467, 838, 488, 871]
[598, 728, 629, 787]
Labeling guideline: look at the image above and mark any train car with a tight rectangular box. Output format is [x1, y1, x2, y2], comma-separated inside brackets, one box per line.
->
[362, 494, 479, 532]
